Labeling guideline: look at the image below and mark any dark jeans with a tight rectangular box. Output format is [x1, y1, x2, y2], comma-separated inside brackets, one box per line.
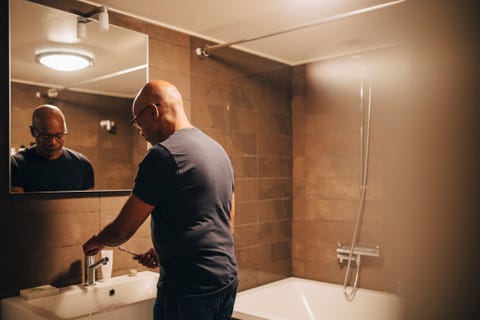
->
[153, 286, 237, 320]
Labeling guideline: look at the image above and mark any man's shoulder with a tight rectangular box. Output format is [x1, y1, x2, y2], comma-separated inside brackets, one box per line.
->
[62, 147, 90, 163]
[11, 147, 35, 163]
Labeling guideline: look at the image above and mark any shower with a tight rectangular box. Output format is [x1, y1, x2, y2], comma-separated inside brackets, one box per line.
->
[336, 79, 381, 301]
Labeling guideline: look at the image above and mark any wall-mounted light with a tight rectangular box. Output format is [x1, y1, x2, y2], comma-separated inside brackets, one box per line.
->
[36, 51, 93, 72]
[75, 6, 109, 40]
[77, 18, 87, 40]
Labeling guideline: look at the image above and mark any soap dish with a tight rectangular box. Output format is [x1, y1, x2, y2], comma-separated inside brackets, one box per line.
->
[20, 284, 59, 300]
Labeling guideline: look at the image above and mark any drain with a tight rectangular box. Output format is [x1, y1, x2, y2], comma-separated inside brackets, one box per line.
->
[109, 289, 115, 297]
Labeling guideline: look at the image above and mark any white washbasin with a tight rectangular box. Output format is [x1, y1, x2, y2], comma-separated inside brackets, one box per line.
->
[1, 271, 158, 320]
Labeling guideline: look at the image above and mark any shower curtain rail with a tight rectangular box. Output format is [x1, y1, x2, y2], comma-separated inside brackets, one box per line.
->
[195, 0, 405, 57]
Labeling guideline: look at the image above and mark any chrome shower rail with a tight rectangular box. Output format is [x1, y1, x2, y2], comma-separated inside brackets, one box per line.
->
[195, 0, 406, 57]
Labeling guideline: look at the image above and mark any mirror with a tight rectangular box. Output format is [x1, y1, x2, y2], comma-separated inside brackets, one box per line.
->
[9, 0, 148, 193]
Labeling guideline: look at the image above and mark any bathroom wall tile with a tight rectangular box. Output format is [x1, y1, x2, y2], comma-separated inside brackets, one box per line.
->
[236, 244, 270, 274]
[99, 195, 129, 212]
[305, 131, 359, 157]
[258, 113, 292, 136]
[1, 245, 85, 295]
[235, 178, 258, 202]
[258, 199, 291, 222]
[229, 132, 258, 156]
[303, 177, 359, 200]
[6, 196, 100, 217]
[231, 155, 258, 178]
[149, 39, 190, 74]
[292, 220, 353, 244]
[236, 266, 258, 291]
[258, 156, 291, 178]
[234, 224, 259, 248]
[258, 220, 291, 244]
[100, 209, 151, 238]
[0, 211, 98, 250]
[292, 239, 337, 264]
[259, 178, 291, 200]
[305, 111, 359, 135]
[292, 136, 305, 157]
[271, 241, 291, 262]
[292, 177, 305, 198]
[306, 155, 359, 179]
[256, 260, 291, 285]
[293, 156, 305, 180]
[294, 198, 358, 222]
[257, 134, 291, 157]
[229, 107, 258, 134]
[235, 201, 258, 225]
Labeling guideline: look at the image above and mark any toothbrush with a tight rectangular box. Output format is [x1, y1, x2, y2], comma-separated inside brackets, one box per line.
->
[118, 246, 137, 256]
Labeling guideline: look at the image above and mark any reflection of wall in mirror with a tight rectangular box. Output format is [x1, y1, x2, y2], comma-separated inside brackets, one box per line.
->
[11, 81, 146, 190]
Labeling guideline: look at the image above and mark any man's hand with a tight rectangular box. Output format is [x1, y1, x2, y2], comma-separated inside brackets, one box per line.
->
[83, 235, 104, 256]
[133, 248, 159, 268]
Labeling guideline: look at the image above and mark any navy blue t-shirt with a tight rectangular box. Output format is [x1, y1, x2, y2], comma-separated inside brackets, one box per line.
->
[133, 127, 238, 297]
[10, 147, 94, 192]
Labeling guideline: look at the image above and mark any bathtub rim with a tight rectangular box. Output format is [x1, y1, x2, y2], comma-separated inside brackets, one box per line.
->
[232, 276, 403, 320]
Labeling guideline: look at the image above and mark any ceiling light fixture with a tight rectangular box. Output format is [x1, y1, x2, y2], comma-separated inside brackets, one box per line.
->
[36, 51, 93, 72]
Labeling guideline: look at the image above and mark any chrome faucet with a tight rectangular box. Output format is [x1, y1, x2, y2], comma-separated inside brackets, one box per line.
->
[84, 255, 109, 286]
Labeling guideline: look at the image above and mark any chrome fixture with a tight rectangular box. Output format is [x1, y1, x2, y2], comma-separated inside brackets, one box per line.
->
[336, 242, 380, 263]
[84, 255, 109, 286]
[195, 0, 405, 58]
[341, 81, 373, 301]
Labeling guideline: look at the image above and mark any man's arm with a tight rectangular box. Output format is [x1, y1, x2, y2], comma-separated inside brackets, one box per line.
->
[230, 192, 236, 234]
[83, 193, 154, 255]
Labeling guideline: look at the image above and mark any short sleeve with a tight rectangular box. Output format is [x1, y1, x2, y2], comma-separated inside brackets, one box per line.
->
[133, 146, 178, 206]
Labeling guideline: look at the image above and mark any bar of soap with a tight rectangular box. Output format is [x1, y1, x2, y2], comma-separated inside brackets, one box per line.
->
[128, 269, 138, 277]
[20, 284, 59, 300]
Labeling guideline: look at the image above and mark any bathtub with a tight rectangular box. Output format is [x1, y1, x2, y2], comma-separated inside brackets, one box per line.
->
[232, 277, 404, 320]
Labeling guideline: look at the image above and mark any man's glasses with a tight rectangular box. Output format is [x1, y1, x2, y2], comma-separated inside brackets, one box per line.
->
[34, 130, 68, 142]
[130, 103, 159, 128]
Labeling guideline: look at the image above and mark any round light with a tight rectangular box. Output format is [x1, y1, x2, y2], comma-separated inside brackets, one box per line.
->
[36, 51, 93, 72]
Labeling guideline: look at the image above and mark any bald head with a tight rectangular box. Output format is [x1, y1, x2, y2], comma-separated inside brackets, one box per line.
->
[134, 80, 183, 111]
[32, 104, 67, 132]
[132, 80, 191, 144]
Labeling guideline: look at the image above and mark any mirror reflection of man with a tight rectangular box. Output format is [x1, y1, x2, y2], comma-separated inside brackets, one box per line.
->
[10, 104, 94, 192]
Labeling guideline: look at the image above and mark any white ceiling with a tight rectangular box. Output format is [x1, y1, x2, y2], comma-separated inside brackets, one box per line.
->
[86, 0, 407, 65]
[10, 0, 407, 98]
[10, 0, 148, 98]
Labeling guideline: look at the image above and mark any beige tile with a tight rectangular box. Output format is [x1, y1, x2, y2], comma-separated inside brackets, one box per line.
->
[235, 178, 258, 202]
[258, 156, 291, 178]
[258, 178, 291, 200]
[234, 224, 259, 248]
[258, 220, 291, 243]
[231, 155, 258, 178]
[149, 40, 190, 73]
[235, 201, 258, 225]
[258, 134, 291, 157]
[258, 199, 291, 222]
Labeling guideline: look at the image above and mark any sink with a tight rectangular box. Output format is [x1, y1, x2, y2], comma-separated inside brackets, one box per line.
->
[1, 271, 158, 320]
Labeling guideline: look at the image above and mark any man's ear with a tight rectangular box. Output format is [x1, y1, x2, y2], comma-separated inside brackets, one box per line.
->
[29, 125, 35, 137]
[151, 103, 160, 120]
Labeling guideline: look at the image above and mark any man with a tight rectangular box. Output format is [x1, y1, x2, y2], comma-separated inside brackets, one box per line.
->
[83, 80, 238, 320]
[10, 104, 94, 192]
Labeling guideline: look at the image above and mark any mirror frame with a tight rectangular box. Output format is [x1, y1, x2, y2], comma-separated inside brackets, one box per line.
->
[9, 0, 149, 195]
